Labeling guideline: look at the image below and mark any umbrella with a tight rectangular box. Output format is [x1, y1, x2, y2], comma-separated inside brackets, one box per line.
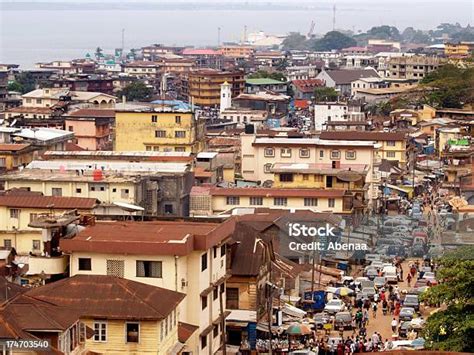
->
[335, 287, 354, 296]
[285, 323, 312, 335]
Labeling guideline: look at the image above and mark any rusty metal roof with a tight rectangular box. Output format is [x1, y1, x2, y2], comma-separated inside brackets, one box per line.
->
[0, 195, 98, 209]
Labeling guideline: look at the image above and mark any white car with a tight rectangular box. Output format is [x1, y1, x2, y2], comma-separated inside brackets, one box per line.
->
[324, 299, 346, 314]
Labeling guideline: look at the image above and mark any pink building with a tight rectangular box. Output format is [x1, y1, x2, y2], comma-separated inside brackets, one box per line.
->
[64, 109, 114, 150]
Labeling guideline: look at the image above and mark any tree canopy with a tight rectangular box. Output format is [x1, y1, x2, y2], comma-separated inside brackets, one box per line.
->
[118, 82, 153, 102]
[420, 247, 474, 352]
[12, 72, 38, 94]
[282, 32, 308, 51]
[313, 87, 338, 102]
[247, 70, 286, 82]
[311, 31, 357, 51]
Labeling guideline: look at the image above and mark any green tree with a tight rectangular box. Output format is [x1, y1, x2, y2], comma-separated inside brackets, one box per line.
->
[420, 247, 474, 352]
[313, 87, 338, 102]
[367, 25, 401, 40]
[7, 81, 23, 93]
[282, 32, 308, 50]
[420, 64, 474, 108]
[15, 72, 37, 93]
[118, 82, 153, 101]
[248, 70, 286, 82]
[311, 31, 356, 51]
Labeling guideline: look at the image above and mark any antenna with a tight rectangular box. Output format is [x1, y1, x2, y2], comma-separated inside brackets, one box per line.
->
[217, 27, 221, 47]
[332, 4, 336, 31]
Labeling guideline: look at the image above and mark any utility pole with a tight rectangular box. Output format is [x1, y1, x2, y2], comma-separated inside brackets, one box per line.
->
[267, 260, 273, 355]
[332, 4, 336, 31]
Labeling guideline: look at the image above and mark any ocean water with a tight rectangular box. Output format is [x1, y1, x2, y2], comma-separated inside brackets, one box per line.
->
[1, 1, 472, 68]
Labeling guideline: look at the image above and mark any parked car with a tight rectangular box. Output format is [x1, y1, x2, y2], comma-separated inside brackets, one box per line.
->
[403, 294, 420, 312]
[399, 307, 415, 321]
[324, 299, 346, 314]
[313, 313, 330, 329]
[398, 321, 413, 338]
[335, 312, 353, 330]
[422, 272, 438, 285]
[365, 268, 379, 280]
[361, 287, 376, 300]
[374, 276, 387, 289]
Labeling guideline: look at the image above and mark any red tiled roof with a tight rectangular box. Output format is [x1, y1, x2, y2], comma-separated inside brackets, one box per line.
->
[0, 195, 97, 209]
[64, 142, 86, 151]
[60, 220, 235, 256]
[210, 187, 346, 198]
[294, 99, 310, 109]
[26, 275, 185, 321]
[0, 144, 31, 152]
[67, 109, 115, 118]
[178, 322, 199, 343]
[292, 79, 324, 93]
[320, 131, 406, 141]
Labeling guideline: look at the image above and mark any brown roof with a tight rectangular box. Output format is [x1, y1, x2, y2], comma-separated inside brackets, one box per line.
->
[0, 143, 31, 152]
[65, 142, 86, 151]
[0, 195, 97, 209]
[210, 187, 346, 198]
[0, 277, 26, 303]
[323, 69, 379, 84]
[6, 107, 54, 114]
[178, 322, 199, 343]
[292, 79, 324, 93]
[26, 275, 185, 321]
[319, 130, 406, 141]
[60, 220, 235, 256]
[67, 108, 115, 118]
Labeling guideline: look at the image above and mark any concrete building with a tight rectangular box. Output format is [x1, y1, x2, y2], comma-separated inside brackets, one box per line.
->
[61, 220, 234, 355]
[385, 55, 440, 82]
[220, 81, 232, 112]
[316, 68, 380, 96]
[219, 108, 268, 128]
[351, 77, 388, 96]
[220, 45, 254, 59]
[314, 102, 365, 131]
[444, 42, 474, 59]
[21, 88, 116, 108]
[291, 79, 324, 100]
[114, 104, 205, 153]
[245, 78, 288, 95]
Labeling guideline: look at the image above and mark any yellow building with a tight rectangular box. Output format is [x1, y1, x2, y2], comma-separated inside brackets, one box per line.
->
[220, 45, 255, 59]
[444, 42, 474, 58]
[61, 220, 235, 355]
[115, 107, 205, 153]
[0, 192, 97, 254]
[26, 274, 186, 355]
[0, 143, 35, 171]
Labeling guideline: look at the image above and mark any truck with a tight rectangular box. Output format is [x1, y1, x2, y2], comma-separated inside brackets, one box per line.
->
[383, 265, 398, 283]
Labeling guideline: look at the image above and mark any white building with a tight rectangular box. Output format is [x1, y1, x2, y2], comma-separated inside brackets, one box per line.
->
[314, 102, 365, 131]
[220, 81, 232, 112]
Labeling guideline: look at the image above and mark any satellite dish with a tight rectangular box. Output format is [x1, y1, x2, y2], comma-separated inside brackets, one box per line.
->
[336, 170, 362, 182]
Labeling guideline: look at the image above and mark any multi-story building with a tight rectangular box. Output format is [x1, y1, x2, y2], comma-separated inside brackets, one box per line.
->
[319, 131, 407, 167]
[314, 102, 365, 131]
[21, 88, 116, 108]
[61, 220, 235, 355]
[182, 69, 245, 107]
[444, 42, 474, 59]
[114, 104, 205, 153]
[64, 108, 114, 150]
[24, 275, 187, 354]
[123, 61, 161, 78]
[316, 68, 380, 96]
[49, 76, 115, 96]
[385, 55, 440, 82]
[245, 78, 288, 95]
[181, 48, 223, 69]
[220, 45, 254, 59]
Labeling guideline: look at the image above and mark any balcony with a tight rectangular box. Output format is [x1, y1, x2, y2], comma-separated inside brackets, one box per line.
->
[25, 255, 68, 276]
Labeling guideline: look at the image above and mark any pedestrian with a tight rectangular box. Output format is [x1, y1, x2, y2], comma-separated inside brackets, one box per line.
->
[391, 318, 398, 333]
[372, 302, 377, 318]
[407, 273, 412, 286]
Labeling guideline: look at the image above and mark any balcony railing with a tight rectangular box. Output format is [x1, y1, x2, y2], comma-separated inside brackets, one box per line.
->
[26, 255, 68, 275]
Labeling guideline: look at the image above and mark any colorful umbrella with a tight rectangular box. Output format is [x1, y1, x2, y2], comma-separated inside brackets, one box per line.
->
[335, 287, 354, 296]
[285, 323, 312, 335]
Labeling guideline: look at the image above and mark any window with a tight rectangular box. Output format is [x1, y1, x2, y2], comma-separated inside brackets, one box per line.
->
[328, 198, 335, 208]
[3, 239, 11, 249]
[201, 253, 208, 271]
[164, 204, 174, 214]
[279, 173, 293, 182]
[175, 147, 185, 152]
[175, 131, 186, 138]
[226, 196, 240, 205]
[106, 260, 124, 277]
[136, 260, 162, 278]
[213, 324, 219, 338]
[387, 141, 396, 146]
[314, 175, 323, 182]
[10, 209, 19, 219]
[93, 321, 107, 342]
[274, 197, 288, 206]
[226, 288, 239, 309]
[221, 245, 226, 257]
[50, 187, 62, 197]
[153, 146, 160, 151]
[160, 321, 164, 341]
[319, 150, 324, 158]
[213, 246, 217, 259]
[30, 240, 40, 251]
[264, 163, 273, 173]
[299, 148, 310, 158]
[112, 188, 117, 193]
[175, 116, 181, 124]
[90, 186, 95, 191]
[201, 335, 207, 349]
[330, 150, 341, 160]
[68, 125, 73, 131]
[387, 151, 396, 158]
[152, 115, 158, 122]
[78, 258, 92, 271]
[304, 198, 318, 207]
[76, 188, 82, 193]
[250, 197, 263, 205]
[155, 130, 166, 138]
[201, 295, 208, 310]
[100, 186, 105, 192]
[345, 151, 356, 160]
[264, 147, 274, 157]
[126, 323, 139, 343]
[280, 148, 292, 158]
[213, 287, 218, 300]
[36, 99, 42, 104]
[303, 174, 309, 181]
[121, 189, 129, 198]
[146, 146, 152, 151]
[30, 213, 38, 223]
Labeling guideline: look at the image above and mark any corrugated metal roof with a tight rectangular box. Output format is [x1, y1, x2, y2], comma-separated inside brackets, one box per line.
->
[0, 195, 97, 209]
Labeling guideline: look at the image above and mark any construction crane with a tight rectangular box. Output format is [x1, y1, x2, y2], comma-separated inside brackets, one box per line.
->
[307, 20, 315, 38]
